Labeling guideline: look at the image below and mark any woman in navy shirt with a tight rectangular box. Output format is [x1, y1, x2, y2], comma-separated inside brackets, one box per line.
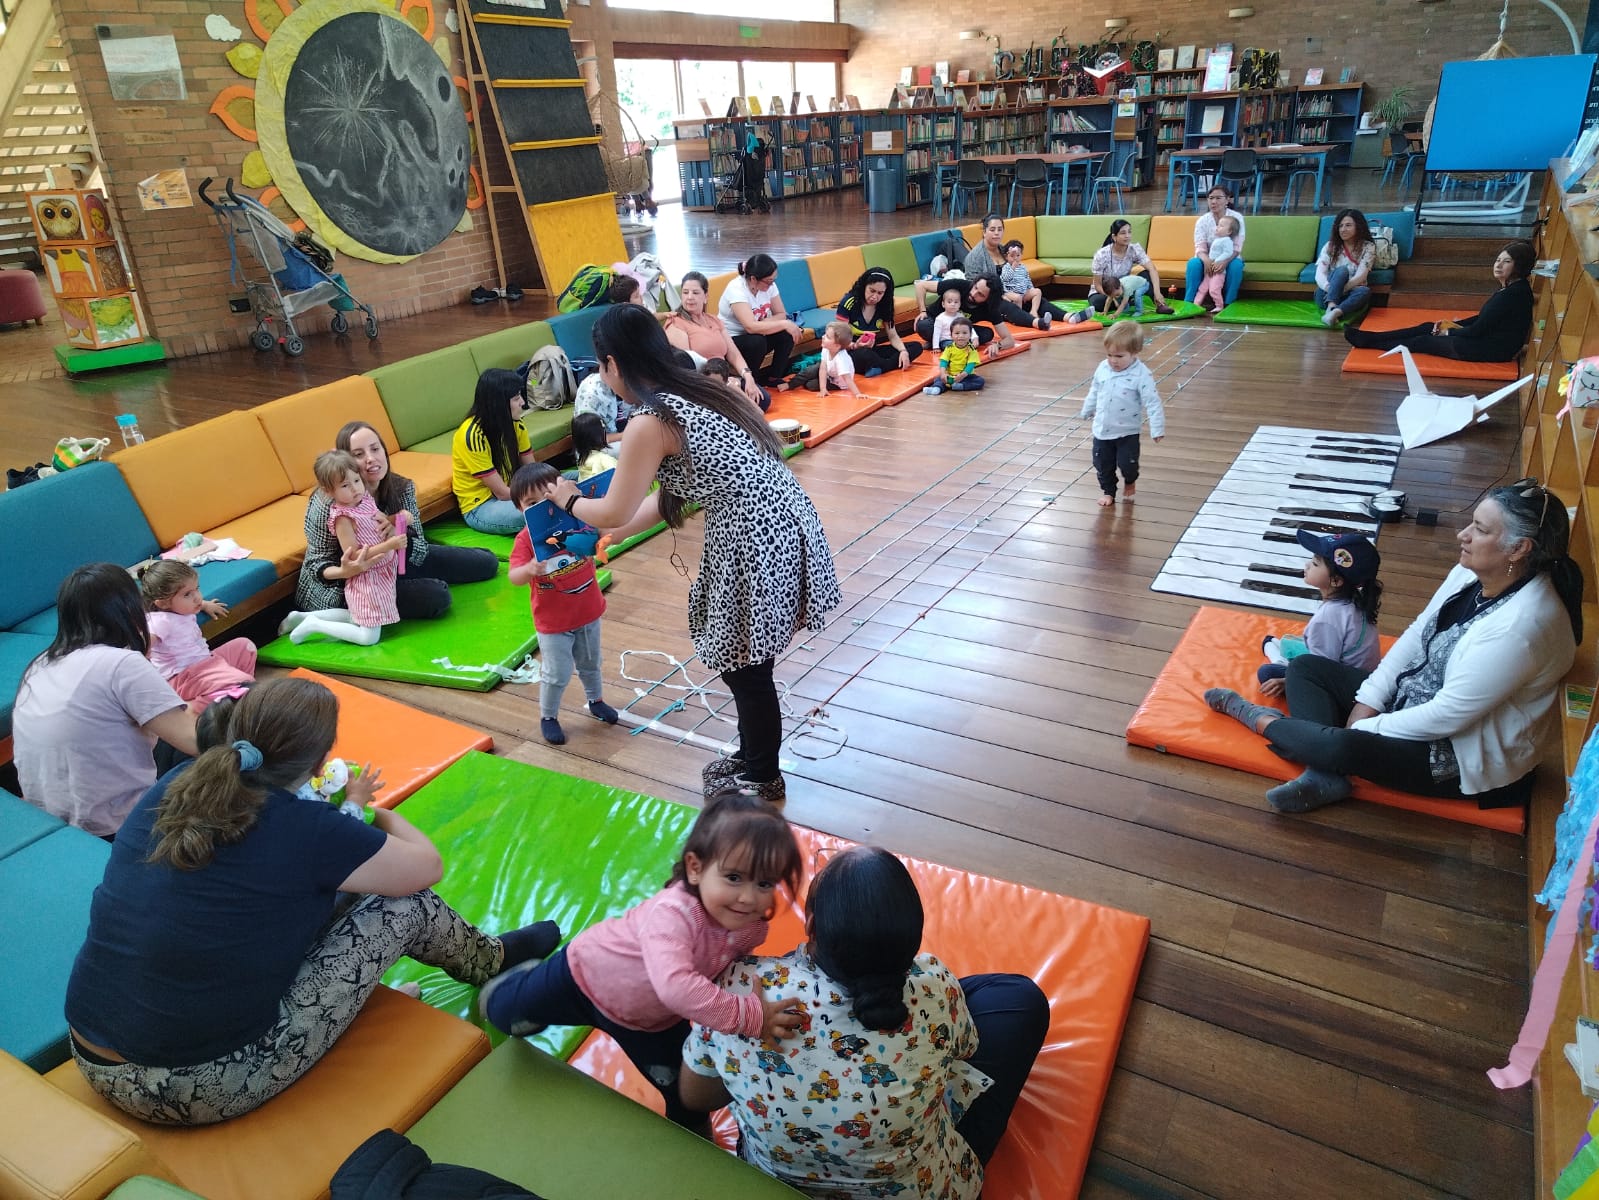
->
[65, 676, 556, 1125]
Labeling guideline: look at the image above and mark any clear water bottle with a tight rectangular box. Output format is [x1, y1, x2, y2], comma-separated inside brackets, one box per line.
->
[116, 413, 144, 446]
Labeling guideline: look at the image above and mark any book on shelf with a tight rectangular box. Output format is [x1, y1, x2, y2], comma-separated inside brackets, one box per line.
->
[771, 96, 784, 114]
[899, 66, 914, 85]
[917, 65, 933, 86]
[747, 96, 762, 115]
[1175, 45, 1196, 70]
[1202, 48, 1232, 93]
[792, 92, 801, 116]
[1304, 67, 1324, 85]
[1158, 48, 1176, 71]
[1200, 104, 1225, 134]
[1339, 67, 1355, 83]
[935, 60, 950, 82]
[956, 69, 971, 84]
[807, 95, 817, 112]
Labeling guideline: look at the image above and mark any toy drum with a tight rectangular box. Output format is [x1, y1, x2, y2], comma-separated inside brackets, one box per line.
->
[768, 418, 807, 445]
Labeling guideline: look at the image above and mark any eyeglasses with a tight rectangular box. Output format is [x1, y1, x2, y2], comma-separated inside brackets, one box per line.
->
[1510, 477, 1552, 528]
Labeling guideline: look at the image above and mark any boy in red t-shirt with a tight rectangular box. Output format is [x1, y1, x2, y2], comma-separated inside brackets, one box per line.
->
[508, 464, 620, 745]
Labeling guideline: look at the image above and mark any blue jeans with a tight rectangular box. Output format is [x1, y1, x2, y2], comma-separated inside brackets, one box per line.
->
[1314, 265, 1371, 315]
[1118, 274, 1150, 313]
[1184, 256, 1243, 305]
[539, 619, 604, 719]
[463, 497, 523, 536]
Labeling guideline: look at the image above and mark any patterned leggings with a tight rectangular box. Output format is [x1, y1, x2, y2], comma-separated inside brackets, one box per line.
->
[71, 890, 503, 1126]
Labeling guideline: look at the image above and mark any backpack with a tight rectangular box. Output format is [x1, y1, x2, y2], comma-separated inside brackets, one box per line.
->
[557, 264, 614, 313]
[569, 356, 600, 388]
[935, 230, 969, 272]
[1370, 224, 1400, 270]
[521, 346, 576, 410]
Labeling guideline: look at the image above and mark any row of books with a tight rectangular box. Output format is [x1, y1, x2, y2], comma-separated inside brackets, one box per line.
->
[1049, 110, 1104, 134]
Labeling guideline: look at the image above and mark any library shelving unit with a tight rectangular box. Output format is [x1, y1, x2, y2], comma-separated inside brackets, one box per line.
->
[1153, 95, 1188, 167]
[965, 106, 1047, 155]
[747, 114, 784, 199]
[1183, 91, 1242, 149]
[1522, 162, 1599, 1200]
[1293, 83, 1364, 165]
[1046, 96, 1156, 189]
[837, 112, 863, 189]
[1239, 88, 1295, 146]
[672, 117, 735, 212]
[903, 107, 958, 208]
[674, 110, 864, 205]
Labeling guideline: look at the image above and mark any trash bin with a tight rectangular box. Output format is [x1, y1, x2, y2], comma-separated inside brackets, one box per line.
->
[867, 165, 901, 213]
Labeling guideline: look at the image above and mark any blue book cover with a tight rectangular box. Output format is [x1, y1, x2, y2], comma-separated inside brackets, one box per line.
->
[523, 468, 614, 563]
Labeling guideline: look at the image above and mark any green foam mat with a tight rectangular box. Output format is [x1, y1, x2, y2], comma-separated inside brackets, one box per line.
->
[428, 517, 671, 563]
[1210, 298, 1347, 328]
[1060, 299, 1207, 325]
[382, 751, 698, 1059]
[257, 569, 610, 689]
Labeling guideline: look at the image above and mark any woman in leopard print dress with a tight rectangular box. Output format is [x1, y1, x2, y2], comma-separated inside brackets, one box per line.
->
[547, 304, 841, 805]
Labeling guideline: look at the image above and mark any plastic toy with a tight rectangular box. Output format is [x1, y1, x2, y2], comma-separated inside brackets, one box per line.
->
[393, 510, 408, 575]
[546, 528, 611, 565]
[298, 758, 375, 822]
[1560, 356, 1599, 418]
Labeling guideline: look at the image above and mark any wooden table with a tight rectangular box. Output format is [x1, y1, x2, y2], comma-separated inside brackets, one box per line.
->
[1164, 144, 1338, 212]
[936, 151, 1109, 217]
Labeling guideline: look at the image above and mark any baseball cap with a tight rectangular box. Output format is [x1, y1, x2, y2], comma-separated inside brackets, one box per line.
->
[1295, 529, 1380, 584]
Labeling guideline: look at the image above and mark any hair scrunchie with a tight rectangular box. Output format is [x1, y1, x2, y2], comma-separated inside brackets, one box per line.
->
[233, 739, 263, 771]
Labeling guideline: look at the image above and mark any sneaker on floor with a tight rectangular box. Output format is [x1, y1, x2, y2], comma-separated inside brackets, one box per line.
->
[1039, 310, 1052, 329]
[504, 283, 524, 302]
[1154, 301, 1174, 315]
[725, 772, 787, 806]
[541, 717, 567, 745]
[1322, 307, 1341, 327]
[476, 957, 549, 1037]
[922, 384, 944, 395]
[588, 699, 619, 724]
[1067, 310, 1090, 325]
[701, 754, 746, 795]
[470, 285, 497, 305]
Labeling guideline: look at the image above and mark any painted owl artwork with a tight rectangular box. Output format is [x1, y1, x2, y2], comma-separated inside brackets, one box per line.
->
[33, 194, 84, 243]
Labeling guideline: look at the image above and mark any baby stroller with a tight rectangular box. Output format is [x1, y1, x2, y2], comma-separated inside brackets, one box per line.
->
[715, 135, 771, 215]
[198, 176, 378, 356]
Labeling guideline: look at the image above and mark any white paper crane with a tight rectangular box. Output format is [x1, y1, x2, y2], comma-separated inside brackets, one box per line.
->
[1382, 344, 1532, 450]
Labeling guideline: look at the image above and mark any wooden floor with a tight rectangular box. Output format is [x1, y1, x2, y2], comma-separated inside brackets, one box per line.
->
[1, 183, 1536, 1198]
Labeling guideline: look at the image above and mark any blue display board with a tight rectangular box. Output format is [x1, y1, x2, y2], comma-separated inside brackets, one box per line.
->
[1427, 55, 1596, 172]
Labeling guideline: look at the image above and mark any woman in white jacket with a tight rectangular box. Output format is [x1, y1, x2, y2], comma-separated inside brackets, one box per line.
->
[1205, 480, 1583, 813]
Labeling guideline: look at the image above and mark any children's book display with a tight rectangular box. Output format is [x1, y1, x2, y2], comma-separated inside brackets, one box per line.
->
[26, 188, 148, 350]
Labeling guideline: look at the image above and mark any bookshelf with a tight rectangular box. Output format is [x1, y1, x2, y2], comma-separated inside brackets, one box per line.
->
[1183, 92, 1242, 149]
[1239, 88, 1295, 147]
[1293, 83, 1365, 165]
[837, 113, 862, 189]
[1047, 96, 1156, 190]
[673, 117, 737, 212]
[673, 111, 865, 207]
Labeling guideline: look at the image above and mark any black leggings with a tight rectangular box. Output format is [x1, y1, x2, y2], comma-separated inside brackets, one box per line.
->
[721, 659, 782, 782]
[396, 543, 499, 620]
[1343, 323, 1507, 363]
[731, 330, 795, 385]
[847, 340, 925, 373]
[1264, 655, 1530, 807]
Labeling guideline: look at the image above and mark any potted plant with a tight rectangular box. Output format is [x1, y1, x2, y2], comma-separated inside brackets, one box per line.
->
[1373, 85, 1415, 130]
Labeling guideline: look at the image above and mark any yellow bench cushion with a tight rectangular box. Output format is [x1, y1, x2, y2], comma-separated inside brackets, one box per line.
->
[805, 247, 867, 309]
[45, 989, 489, 1200]
[389, 452, 454, 517]
[114, 411, 294, 550]
[203, 494, 315, 576]
[1146, 215, 1199, 277]
[706, 272, 735, 315]
[0, 1049, 176, 1200]
[253, 377, 400, 496]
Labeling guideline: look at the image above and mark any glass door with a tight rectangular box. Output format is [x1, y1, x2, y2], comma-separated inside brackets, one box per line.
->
[613, 58, 681, 205]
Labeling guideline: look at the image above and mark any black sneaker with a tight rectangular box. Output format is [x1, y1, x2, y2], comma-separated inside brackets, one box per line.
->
[6, 464, 42, 490]
[470, 285, 497, 305]
[504, 283, 524, 302]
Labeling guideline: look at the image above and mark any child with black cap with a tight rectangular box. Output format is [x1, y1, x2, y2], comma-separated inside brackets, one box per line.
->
[1256, 530, 1383, 699]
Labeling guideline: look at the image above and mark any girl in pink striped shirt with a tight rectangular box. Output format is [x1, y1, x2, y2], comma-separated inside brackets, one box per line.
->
[480, 791, 804, 1128]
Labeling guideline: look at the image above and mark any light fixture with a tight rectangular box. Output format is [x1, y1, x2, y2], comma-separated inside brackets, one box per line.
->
[959, 28, 984, 39]
[1104, 17, 1129, 29]
[1228, 5, 1255, 15]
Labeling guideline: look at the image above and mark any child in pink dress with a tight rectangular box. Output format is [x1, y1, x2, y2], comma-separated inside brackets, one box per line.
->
[278, 451, 406, 646]
[137, 560, 256, 710]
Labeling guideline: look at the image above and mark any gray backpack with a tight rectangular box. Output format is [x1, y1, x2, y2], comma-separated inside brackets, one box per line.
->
[524, 345, 576, 410]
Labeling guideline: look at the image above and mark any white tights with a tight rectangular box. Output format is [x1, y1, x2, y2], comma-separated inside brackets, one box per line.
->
[279, 609, 381, 646]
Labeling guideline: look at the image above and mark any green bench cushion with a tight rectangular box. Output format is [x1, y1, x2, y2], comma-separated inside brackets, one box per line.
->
[465, 322, 556, 375]
[860, 237, 920, 287]
[1242, 261, 1317, 283]
[408, 1039, 804, 1196]
[1035, 214, 1148, 261]
[368, 344, 478, 449]
[1043, 258, 1097, 276]
[1239, 215, 1320, 271]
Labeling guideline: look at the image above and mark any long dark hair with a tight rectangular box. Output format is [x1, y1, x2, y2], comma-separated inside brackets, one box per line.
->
[808, 846, 923, 1031]
[1500, 240, 1535, 282]
[571, 411, 610, 461]
[1329, 573, 1383, 627]
[469, 368, 526, 482]
[737, 254, 777, 283]
[1102, 218, 1132, 248]
[336, 420, 412, 515]
[841, 267, 894, 323]
[1325, 208, 1373, 261]
[591, 304, 782, 528]
[149, 677, 338, 870]
[26, 563, 148, 690]
[1493, 482, 1584, 641]
[668, 790, 802, 904]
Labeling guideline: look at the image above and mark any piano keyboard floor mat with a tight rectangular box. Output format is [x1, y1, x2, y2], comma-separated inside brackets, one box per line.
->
[1125, 606, 1525, 833]
[1150, 425, 1402, 616]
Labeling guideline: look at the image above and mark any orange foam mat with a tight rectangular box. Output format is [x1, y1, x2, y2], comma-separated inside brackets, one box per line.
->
[854, 356, 937, 404]
[1124, 607, 1524, 833]
[766, 389, 885, 447]
[1010, 318, 1101, 341]
[1340, 306, 1522, 381]
[567, 824, 1150, 1200]
[289, 668, 493, 809]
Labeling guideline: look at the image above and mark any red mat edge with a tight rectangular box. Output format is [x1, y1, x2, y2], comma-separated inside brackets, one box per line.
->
[1123, 608, 1525, 834]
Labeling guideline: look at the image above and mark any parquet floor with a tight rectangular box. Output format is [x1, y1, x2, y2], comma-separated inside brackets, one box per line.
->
[0, 184, 1536, 1198]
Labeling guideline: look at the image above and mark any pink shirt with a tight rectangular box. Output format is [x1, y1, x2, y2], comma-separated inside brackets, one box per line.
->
[146, 610, 212, 679]
[567, 882, 767, 1036]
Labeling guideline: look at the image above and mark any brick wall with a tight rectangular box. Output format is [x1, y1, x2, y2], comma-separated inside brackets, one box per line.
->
[838, 0, 1584, 115]
[51, 0, 508, 359]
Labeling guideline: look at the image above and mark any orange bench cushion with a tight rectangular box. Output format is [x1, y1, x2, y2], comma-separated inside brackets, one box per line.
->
[289, 668, 492, 808]
[254, 378, 400, 495]
[706, 272, 735, 315]
[388, 451, 454, 516]
[1339, 307, 1522, 381]
[766, 389, 884, 446]
[1124, 606, 1525, 833]
[201, 495, 312, 577]
[1144, 214, 1197, 277]
[805, 247, 868, 309]
[569, 824, 1150, 1200]
[45, 989, 489, 1200]
[114, 411, 294, 550]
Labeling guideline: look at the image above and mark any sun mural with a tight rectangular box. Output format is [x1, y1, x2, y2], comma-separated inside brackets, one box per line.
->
[210, 0, 484, 263]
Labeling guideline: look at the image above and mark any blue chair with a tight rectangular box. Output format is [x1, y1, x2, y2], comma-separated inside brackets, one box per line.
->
[949, 159, 993, 219]
[1279, 166, 1321, 213]
[1007, 157, 1056, 217]
[1380, 130, 1423, 192]
[1086, 162, 1133, 214]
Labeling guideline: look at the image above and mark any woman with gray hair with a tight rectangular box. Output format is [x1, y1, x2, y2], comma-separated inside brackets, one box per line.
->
[1203, 480, 1583, 813]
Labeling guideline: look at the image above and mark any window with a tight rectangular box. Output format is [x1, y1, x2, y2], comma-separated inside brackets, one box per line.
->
[793, 61, 838, 108]
[741, 60, 793, 107]
[611, 0, 834, 19]
[679, 59, 740, 115]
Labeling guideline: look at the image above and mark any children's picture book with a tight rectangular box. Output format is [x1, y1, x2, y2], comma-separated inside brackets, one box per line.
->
[792, 92, 801, 116]
[1200, 104, 1226, 134]
[1157, 48, 1175, 71]
[1339, 66, 1356, 83]
[699, 98, 713, 116]
[806, 94, 817, 111]
[747, 96, 762, 115]
[1202, 48, 1232, 93]
[916, 64, 933, 86]
[1175, 45, 1196, 70]
[935, 60, 950, 82]
[899, 66, 914, 85]
[844, 94, 861, 109]
[956, 69, 971, 84]
[770, 95, 784, 114]
[1304, 67, 1324, 85]
[524, 469, 614, 564]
